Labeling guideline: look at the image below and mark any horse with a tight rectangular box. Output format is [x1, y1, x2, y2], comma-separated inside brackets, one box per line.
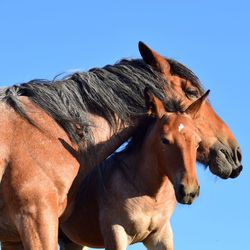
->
[0, 42, 242, 249]
[59, 90, 208, 250]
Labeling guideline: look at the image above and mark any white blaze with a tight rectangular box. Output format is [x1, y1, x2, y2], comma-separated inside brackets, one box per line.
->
[178, 123, 185, 133]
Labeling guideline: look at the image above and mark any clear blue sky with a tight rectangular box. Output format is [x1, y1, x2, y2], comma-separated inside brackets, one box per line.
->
[0, 1, 249, 249]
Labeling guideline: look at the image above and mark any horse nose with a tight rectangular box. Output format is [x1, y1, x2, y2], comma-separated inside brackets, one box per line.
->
[176, 183, 199, 205]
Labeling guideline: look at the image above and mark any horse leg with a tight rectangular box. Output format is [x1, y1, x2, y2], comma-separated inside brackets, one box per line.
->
[102, 224, 128, 250]
[143, 222, 173, 250]
[1, 242, 24, 250]
[5, 182, 59, 250]
[16, 209, 58, 250]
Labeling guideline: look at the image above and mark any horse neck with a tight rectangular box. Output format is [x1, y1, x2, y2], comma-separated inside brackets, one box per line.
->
[67, 115, 141, 206]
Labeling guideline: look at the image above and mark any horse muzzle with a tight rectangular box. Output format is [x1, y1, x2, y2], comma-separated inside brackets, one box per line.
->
[175, 183, 200, 205]
[209, 143, 243, 179]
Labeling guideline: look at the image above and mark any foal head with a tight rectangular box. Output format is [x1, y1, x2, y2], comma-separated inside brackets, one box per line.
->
[144, 90, 209, 204]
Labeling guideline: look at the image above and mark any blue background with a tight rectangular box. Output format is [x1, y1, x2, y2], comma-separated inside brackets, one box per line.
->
[0, 1, 249, 249]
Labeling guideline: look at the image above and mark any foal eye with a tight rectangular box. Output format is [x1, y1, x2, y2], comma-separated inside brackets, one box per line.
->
[161, 138, 170, 145]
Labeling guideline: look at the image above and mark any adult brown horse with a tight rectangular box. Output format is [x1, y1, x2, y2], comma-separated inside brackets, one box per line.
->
[0, 42, 242, 249]
[60, 90, 207, 250]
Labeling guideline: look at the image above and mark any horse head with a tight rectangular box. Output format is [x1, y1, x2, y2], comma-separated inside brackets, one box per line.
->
[144, 90, 209, 204]
[139, 42, 242, 179]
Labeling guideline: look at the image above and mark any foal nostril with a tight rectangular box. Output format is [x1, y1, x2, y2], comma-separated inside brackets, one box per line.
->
[179, 184, 186, 197]
[190, 192, 196, 198]
[178, 184, 199, 198]
[190, 186, 199, 198]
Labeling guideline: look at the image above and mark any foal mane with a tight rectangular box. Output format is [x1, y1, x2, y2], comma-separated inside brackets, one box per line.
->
[0, 58, 203, 145]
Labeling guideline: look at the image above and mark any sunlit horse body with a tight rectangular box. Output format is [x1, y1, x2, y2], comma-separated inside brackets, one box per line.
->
[0, 42, 242, 249]
[60, 91, 207, 250]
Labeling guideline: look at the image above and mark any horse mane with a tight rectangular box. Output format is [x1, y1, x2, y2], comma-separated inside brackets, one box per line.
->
[0, 58, 203, 145]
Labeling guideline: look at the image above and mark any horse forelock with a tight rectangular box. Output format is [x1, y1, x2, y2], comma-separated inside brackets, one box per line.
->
[1, 58, 202, 145]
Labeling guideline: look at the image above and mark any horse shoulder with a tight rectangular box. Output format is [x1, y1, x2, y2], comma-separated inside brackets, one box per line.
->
[0, 98, 80, 216]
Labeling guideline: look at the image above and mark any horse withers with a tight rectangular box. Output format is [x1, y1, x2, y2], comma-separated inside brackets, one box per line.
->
[60, 90, 208, 250]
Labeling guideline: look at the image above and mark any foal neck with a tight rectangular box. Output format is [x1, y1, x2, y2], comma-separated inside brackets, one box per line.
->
[137, 150, 173, 197]
[123, 138, 174, 198]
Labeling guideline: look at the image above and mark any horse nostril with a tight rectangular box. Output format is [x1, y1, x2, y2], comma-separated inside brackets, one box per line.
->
[190, 192, 196, 198]
[179, 184, 186, 197]
[230, 164, 243, 178]
[190, 186, 199, 198]
[238, 165, 243, 174]
[236, 147, 242, 162]
[232, 146, 242, 164]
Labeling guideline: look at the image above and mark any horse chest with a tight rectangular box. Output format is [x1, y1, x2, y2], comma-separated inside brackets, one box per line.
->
[124, 196, 174, 242]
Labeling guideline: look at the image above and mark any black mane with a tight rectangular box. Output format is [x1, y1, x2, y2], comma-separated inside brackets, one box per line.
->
[0, 58, 203, 144]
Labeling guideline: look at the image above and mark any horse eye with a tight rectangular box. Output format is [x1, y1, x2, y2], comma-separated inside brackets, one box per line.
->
[185, 88, 199, 99]
[161, 138, 170, 145]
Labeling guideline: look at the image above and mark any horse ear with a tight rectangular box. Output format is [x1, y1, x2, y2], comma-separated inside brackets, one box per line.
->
[138, 41, 171, 76]
[144, 87, 165, 118]
[185, 90, 210, 119]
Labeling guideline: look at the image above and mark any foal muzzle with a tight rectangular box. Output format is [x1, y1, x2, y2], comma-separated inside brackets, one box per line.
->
[175, 183, 200, 205]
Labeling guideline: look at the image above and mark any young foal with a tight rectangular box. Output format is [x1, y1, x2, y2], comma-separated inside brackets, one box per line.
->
[60, 91, 208, 250]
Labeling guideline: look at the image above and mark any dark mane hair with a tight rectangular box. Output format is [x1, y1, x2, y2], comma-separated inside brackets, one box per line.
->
[0, 58, 202, 144]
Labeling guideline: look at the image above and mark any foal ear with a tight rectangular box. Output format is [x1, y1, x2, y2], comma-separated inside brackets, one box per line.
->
[144, 87, 165, 118]
[185, 90, 210, 119]
[138, 41, 171, 76]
